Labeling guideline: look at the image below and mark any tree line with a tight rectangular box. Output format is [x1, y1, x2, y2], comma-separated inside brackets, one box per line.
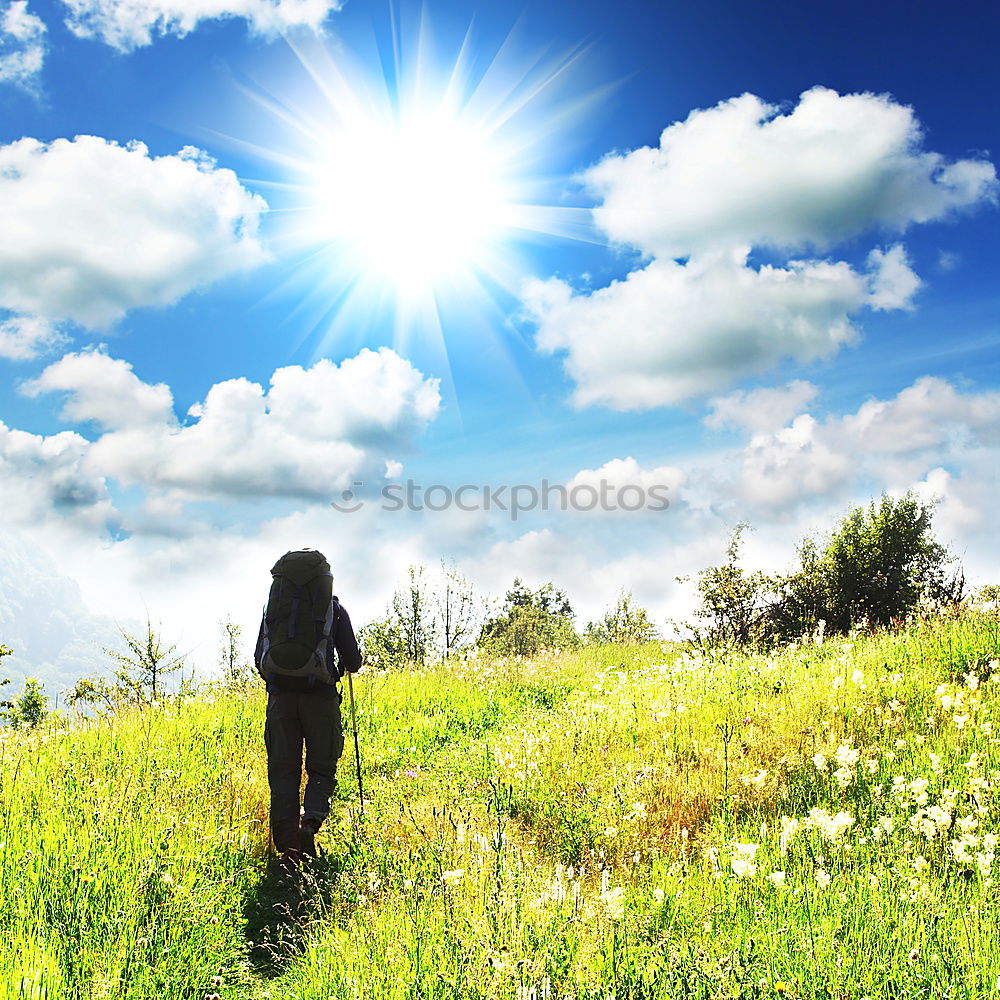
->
[1, 490, 989, 725]
[357, 563, 658, 669]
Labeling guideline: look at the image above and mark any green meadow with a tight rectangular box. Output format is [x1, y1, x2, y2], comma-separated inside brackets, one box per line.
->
[3, 607, 1000, 999]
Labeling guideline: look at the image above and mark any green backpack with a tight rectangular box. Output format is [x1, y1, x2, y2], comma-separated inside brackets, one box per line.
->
[255, 549, 338, 687]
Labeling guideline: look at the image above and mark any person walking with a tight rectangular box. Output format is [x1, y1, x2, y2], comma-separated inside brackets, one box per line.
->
[254, 548, 362, 861]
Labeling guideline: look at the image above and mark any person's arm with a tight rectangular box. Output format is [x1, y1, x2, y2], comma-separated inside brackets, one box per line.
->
[333, 601, 362, 674]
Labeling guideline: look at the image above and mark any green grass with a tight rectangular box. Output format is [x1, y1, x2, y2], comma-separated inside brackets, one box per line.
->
[3, 612, 1000, 999]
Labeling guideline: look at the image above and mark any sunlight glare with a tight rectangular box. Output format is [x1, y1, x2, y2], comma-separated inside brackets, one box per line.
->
[316, 108, 512, 294]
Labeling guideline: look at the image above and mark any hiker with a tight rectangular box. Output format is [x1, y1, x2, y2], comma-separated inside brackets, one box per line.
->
[254, 548, 361, 860]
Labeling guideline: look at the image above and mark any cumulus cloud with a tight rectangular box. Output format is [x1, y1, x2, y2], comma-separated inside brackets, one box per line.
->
[727, 376, 1000, 511]
[565, 456, 685, 515]
[22, 347, 441, 507]
[0, 420, 115, 530]
[24, 350, 174, 429]
[736, 413, 856, 509]
[526, 247, 916, 409]
[0, 315, 65, 361]
[59, 0, 339, 51]
[866, 244, 921, 310]
[0, 136, 267, 330]
[0, 0, 45, 90]
[524, 87, 995, 410]
[843, 375, 1000, 453]
[585, 87, 997, 259]
[706, 380, 818, 434]
[7, 372, 1000, 682]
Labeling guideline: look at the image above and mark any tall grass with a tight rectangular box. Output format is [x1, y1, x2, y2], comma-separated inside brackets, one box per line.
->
[2, 612, 999, 998]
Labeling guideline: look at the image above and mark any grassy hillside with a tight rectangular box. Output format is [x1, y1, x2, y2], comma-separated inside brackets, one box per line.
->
[3, 608, 1000, 999]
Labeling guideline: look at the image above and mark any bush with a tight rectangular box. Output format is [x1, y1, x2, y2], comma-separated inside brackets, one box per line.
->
[479, 579, 578, 656]
[67, 618, 186, 712]
[585, 590, 658, 645]
[358, 615, 409, 671]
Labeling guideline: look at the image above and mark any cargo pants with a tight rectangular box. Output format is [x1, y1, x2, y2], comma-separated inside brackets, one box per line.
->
[264, 688, 345, 854]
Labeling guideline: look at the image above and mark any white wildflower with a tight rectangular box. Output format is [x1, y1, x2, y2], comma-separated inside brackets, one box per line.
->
[833, 767, 854, 790]
[805, 808, 855, 842]
[779, 817, 800, 855]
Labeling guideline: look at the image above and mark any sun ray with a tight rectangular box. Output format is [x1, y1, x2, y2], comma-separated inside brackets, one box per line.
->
[215, 9, 613, 383]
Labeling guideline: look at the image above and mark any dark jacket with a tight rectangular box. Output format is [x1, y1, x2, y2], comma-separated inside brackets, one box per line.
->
[259, 596, 362, 698]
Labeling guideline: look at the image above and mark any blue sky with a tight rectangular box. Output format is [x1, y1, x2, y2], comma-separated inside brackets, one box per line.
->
[1, 0, 998, 684]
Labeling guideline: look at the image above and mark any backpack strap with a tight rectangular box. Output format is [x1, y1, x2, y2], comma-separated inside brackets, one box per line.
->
[288, 584, 302, 639]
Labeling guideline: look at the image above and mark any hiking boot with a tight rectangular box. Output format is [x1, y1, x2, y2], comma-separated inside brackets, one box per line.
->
[278, 847, 304, 873]
[299, 818, 320, 859]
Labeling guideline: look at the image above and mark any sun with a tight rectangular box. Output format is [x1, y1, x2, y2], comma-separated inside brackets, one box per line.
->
[313, 106, 513, 295]
[227, 13, 607, 361]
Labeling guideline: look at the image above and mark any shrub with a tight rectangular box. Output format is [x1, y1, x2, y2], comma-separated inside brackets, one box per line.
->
[585, 590, 658, 645]
[479, 579, 578, 656]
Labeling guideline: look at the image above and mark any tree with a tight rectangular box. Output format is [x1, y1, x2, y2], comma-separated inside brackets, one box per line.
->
[392, 565, 436, 666]
[358, 564, 436, 671]
[768, 536, 830, 641]
[8, 678, 48, 730]
[435, 562, 484, 659]
[682, 525, 776, 650]
[219, 616, 252, 687]
[585, 590, 658, 645]
[67, 618, 186, 712]
[775, 493, 960, 636]
[358, 615, 408, 671]
[479, 579, 579, 657]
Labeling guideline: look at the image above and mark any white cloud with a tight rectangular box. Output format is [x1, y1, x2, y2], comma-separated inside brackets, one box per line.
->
[0, 531, 126, 692]
[525, 248, 911, 409]
[725, 376, 1000, 513]
[5, 372, 1000, 684]
[867, 244, 921, 311]
[706, 380, 818, 434]
[0, 1, 46, 90]
[735, 413, 856, 509]
[524, 88, 994, 411]
[22, 346, 441, 507]
[843, 375, 1000, 453]
[0, 136, 267, 329]
[60, 0, 339, 51]
[565, 456, 685, 515]
[0, 420, 115, 531]
[24, 350, 174, 429]
[0, 315, 65, 361]
[585, 87, 997, 259]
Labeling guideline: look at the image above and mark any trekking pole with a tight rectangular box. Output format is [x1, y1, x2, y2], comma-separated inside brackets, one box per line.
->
[347, 672, 365, 815]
